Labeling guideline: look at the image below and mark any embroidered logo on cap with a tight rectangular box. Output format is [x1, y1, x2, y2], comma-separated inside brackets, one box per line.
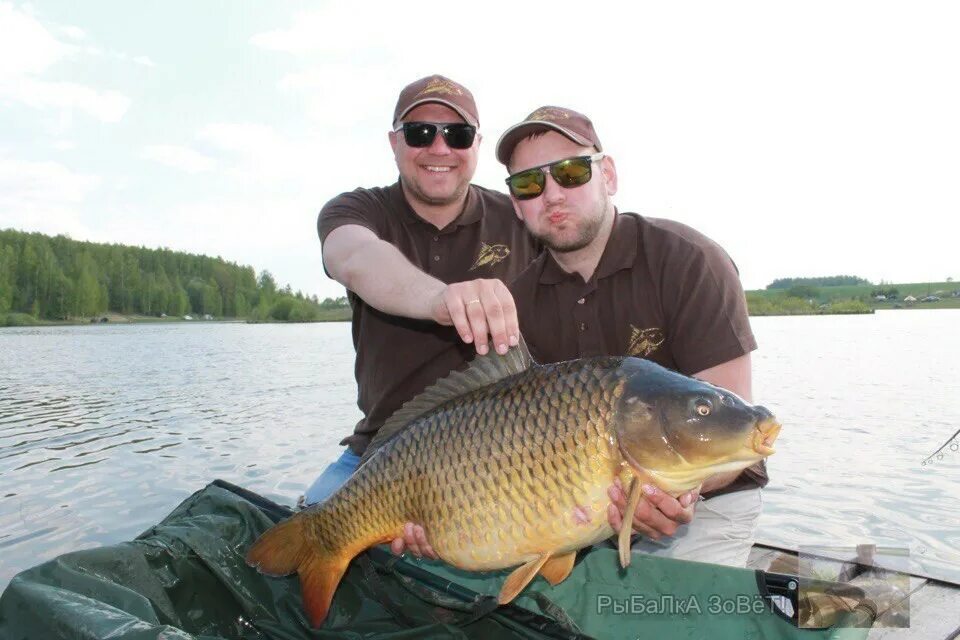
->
[627, 326, 665, 357]
[526, 107, 570, 122]
[469, 242, 510, 271]
[418, 78, 463, 98]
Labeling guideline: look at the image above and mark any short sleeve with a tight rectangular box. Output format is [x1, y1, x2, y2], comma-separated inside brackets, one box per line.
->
[661, 235, 757, 375]
[316, 189, 391, 278]
[317, 189, 386, 244]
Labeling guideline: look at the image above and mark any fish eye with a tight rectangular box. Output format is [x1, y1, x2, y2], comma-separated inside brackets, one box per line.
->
[694, 399, 712, 416]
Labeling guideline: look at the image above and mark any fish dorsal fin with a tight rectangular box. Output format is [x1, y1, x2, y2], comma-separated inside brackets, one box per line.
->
[360, 334, 534, 464]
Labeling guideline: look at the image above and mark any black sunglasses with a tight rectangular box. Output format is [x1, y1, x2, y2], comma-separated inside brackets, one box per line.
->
[394, 121, 477, 150]
[505, 153, 604, 200]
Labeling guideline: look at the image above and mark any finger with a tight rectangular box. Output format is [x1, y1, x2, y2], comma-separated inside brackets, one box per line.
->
[631, 500, 677, 539]
[607, 503, 623, 531]
[607, 483, 625, 506]
[610, 502, 660, 540]
[479, 284, 509, 355]
[444, 292, 475, 345]
[642, 484, 694, 524]
[632, 520, 662, 540]
[464, 296, 490, 355]
[403, 522, 423, 557]
[493, 281, 520, 347]
[631, 500, 679, 537]
[413, 525, 438, 560]
[631, 493, 685, 536]
[390, 537, 405, 555]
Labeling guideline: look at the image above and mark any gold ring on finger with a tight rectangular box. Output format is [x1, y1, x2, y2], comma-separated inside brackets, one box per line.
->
[466, 299, 481, 305]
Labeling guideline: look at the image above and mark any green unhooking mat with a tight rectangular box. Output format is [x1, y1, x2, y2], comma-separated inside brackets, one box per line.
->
[0, 481, 871, 640]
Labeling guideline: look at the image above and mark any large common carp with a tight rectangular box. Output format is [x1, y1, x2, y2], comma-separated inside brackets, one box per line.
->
[246, 341, 781, 627]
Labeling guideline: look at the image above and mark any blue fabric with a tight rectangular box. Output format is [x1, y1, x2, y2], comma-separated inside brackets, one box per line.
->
[304, 449, 361, 505]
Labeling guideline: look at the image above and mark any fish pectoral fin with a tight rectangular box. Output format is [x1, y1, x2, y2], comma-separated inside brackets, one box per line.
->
[498, 553, 552, 604]
[618, 477, 643, 569]
[299, 555, 350, 629]
[539, 552, 576, 586]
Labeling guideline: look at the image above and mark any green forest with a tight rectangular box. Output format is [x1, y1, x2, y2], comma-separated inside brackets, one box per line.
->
[747, 275, 959, 315]
[765, 275, 870, 289]
[0, 229, 348, 325]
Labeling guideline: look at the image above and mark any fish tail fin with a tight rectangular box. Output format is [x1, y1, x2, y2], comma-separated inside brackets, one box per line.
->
[299, 555, 350, 628]
[246, 516, 307, 576]
[246, 514, 356, 628]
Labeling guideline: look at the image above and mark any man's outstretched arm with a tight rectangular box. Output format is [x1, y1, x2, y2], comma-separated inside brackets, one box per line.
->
[324, 224, 519, 355]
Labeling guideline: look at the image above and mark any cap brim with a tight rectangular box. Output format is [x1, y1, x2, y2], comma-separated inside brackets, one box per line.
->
[395, 99, 478, 127]
[495, 121, 595, 166]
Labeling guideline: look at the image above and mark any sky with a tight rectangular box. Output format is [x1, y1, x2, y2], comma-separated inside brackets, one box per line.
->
[1, 1, 958, 299]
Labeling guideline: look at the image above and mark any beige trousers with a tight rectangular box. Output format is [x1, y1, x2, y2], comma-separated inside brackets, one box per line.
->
[629, 488, 763, 568]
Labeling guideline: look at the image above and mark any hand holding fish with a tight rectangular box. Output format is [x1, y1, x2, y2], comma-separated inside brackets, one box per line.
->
[606, 478, 698, 540]
[390, 522, 438, 560]
[430, 279, 519, 355]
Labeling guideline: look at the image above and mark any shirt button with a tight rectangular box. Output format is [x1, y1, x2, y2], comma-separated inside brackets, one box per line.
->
[579, 322, 586, 331]
[577, 297, 585, 305]
[433, 255, 440, 261]
[433, 236, 439, 242]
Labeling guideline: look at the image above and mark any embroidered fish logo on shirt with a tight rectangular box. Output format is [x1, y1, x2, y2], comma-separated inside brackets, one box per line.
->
[627, 326, 665, 358]
[469, 243, 510, 271]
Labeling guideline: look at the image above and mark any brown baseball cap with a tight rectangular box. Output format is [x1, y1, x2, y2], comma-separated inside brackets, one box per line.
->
[393, 75, 479, 128]
[496, 106, 602, 166]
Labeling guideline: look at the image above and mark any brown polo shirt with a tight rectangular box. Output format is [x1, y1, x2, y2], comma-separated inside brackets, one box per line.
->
[318, 181, 539, 455]
[509, 212, 764, 497]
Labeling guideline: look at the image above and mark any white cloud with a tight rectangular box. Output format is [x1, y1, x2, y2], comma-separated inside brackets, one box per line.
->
[131, 55, 156, 67]
[277, 62, 397, 129]
[198, 122, 280, 154]
[0, 3, 130, 123]
[142, 144, 216, 174]
[0, 2, 66, 77]
[0, 154, 100, 238]
[59, 25, 86, 41]
[9, 78, 130, 122]
[249, 7, 369, 54]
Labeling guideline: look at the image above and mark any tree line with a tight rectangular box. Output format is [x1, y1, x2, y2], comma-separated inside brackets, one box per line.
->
[766, 275, 870, 290]
[0, 229, 344, 322]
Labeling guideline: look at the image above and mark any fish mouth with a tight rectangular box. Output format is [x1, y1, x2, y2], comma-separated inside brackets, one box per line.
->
[752, 418, 781, 456]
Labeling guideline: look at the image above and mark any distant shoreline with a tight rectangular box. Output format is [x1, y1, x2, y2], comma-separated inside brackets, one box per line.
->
[745, 280, 960, 316]
[6, 303, 960, 327]
[1, 309, 352, 328]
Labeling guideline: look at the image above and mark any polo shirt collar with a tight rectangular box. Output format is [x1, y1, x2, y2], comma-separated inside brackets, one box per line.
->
[393, 179, 481, 229]
[538, 211, 637, 285]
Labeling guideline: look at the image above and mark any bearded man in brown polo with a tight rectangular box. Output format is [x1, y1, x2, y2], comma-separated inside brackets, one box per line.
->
[494, 106, 763, 567]
[305, 75, 540, 505]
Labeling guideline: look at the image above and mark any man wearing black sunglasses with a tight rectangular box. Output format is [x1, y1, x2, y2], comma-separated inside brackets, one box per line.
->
[306, 76, 538, 507]
[492, 106, 763, 568]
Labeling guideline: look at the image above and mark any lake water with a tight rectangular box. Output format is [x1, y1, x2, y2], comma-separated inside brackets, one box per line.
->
[1, 311, 959, 591]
